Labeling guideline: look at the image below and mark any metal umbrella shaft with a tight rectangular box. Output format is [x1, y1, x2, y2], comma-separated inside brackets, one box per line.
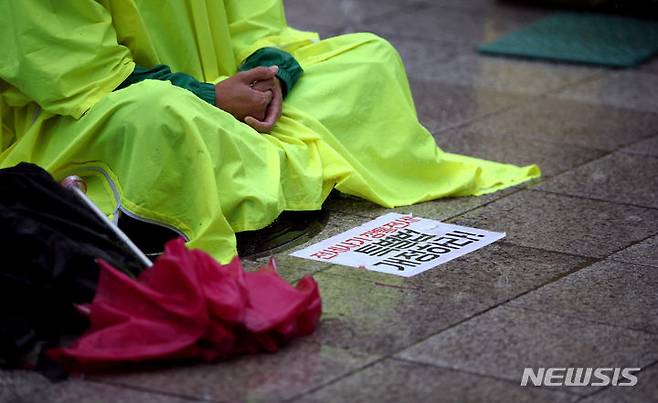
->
[62, 176, 153, 268]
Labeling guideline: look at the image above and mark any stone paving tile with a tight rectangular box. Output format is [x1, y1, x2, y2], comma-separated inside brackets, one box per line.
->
[398, 306, 658, 396]
[409, 78, 529, 133]
[14, 381, 197, 403]
[452, 190, 658, 258]
[621, 135, 658, 157]
[309, 271, 465, 356]
[461, 97, 658, 151]
[323, 242, 591, 297]
[509, 259, 658, 334]
[416, 0, 527, 12]
[391, 41, 599, 95]
[640, 57, 658, 75]
[94, 340, 377, 403]
[295, 358, 578, 403]
[436, 126, 605, 177]
[580, 363, 658, 403]
[417, 52, 598, 95]
[360, 5, 548, 45]
[0, 370, 49, 403]
[554, 72, 658, 113]
[611, 235, 658, 268]
[538, 152, 658, 208]
[388, 36, 462, 78]
[313, 243, 591, 355]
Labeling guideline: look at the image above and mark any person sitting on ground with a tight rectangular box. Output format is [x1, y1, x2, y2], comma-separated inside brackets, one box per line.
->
[0, 0, 539, 263]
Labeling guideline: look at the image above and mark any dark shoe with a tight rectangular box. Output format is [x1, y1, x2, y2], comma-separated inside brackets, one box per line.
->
[236, 210, 329, 259]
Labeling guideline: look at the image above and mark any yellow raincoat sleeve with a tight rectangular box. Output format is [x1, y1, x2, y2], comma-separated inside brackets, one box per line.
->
[0, 1, 134, 119]
[224, 0, 320, 64]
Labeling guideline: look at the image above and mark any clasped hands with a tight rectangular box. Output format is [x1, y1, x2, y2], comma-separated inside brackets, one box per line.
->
[214, 66, 283, 133]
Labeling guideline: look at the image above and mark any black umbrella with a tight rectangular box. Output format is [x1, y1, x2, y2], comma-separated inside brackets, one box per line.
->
[0, 163, 146, 367]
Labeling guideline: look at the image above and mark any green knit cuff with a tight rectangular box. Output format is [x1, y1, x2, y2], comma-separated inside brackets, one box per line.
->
[118, 64, 216, 106]
[193, 83, 216, 106]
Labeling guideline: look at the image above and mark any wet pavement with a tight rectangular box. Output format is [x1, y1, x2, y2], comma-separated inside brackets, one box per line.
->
[3, 1, 658, 402]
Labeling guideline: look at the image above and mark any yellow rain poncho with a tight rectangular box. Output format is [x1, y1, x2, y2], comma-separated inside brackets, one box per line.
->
[0, 0, 539, 263]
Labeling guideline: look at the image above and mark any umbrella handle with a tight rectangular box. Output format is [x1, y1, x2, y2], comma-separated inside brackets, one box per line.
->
[62, 176, 153, 268]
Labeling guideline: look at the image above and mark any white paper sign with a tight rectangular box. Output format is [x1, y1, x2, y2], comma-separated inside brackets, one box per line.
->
[290, 213, 505, 277]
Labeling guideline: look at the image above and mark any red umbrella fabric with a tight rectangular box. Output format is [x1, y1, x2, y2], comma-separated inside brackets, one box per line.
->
[49, 238, 321, 371]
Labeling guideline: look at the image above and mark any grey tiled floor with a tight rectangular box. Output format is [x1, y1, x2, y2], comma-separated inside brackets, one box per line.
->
[5, 1, 658, 402]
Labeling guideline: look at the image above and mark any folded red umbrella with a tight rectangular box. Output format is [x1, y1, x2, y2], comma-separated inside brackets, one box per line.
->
[49, 238, 321, 371]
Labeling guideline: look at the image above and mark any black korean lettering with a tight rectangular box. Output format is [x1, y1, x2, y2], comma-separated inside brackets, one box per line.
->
[432, 235, 474, 249]
[395, 250, 442, 263]
[373, 257, 420, 271]
[395, 229, 436, 243]
[448, 230, 485, 242]
[355, 243, 399, 257]
[373, 236, 417, 250]
[414, 243, 453, 255]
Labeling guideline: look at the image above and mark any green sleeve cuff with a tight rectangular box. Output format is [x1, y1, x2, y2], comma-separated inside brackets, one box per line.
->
[193, 83, 216, 106]
[117, 64, 216, 106]
[239, 47, 303, 98]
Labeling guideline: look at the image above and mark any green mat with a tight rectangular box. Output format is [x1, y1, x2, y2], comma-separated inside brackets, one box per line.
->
[478, 13, 658, 67]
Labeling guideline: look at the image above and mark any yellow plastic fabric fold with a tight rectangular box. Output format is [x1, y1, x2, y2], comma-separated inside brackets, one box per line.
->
[0, 0, 134, 119]
[0, 0, 539, 263]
